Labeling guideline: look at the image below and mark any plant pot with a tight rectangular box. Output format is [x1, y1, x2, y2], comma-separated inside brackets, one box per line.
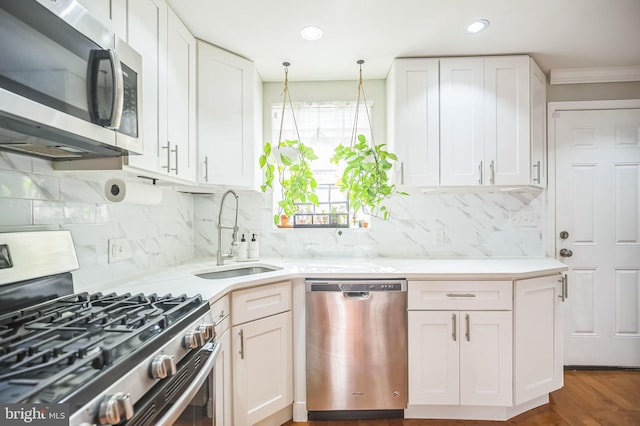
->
[272, 146, 300, 166]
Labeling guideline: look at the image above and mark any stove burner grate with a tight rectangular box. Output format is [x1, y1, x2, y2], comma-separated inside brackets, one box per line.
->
[0, 291, 206, 405]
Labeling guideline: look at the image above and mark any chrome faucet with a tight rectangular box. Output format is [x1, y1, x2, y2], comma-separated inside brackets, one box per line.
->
[216, 190, 240, 265]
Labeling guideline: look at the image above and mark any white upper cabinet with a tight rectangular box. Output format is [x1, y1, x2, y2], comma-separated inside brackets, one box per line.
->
[197, 41, 262, 188]
[391, 55, 546, 188]
[441, 56, 535, 186]
[127, 4, 196, 182]
[529, 60, 547, 188]
[125, 0, 168, 175]
[440, 58, 486, 186]
[166, 9, 197, 182]
[387, 59, 440, 187]
[76, 0, 126, 40]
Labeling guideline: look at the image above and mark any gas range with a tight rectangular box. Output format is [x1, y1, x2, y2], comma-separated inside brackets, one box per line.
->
[0, 232, 218, 426]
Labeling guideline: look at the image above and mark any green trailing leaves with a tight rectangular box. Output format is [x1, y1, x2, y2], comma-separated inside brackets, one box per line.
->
[258, 140, 319, 223]
[331, 134, 407, 220]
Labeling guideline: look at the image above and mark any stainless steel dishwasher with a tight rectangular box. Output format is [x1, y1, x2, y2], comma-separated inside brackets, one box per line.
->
[305, 278, 408, 419]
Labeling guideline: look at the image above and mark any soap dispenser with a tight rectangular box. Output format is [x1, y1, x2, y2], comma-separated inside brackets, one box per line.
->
[249, 233, 259, 259]
[236, 234, 248, 260]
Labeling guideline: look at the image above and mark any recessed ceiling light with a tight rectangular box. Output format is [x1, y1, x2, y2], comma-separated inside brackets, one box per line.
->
[465, 19, 490, 34]
[301, 26, 323, 41]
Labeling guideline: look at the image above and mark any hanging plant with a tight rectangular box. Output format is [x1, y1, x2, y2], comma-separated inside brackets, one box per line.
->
[331, 60, 407, 220]
[260, 139, 319, 225]
[259, 63, 319, 226]
[331, 134, 404, 220]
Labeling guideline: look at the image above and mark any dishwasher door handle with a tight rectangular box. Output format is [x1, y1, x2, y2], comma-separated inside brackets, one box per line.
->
[342, 291, 371, 299]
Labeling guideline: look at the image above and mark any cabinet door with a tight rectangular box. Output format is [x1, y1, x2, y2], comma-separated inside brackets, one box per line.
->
[232, 311, 292, 425]
[388, 59, 440, 187]
[529, 59, 547, 187]
[440, 58, 485, 186]
[459, 311, 512, 406]
[126, 0, 167, 174]
[514, 275, 563, 404]
[408, 311, 459, 405]
[215, 328, 233, 426]
[167, 9, 197, 181]
[197, 41, 258, 187]
[76, 0, 126, 40]
[484, 56, 531, 186]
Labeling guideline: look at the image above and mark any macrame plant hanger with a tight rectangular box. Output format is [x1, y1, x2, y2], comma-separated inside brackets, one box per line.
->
[350, 59, 376, 148]
[277, 62, 302, 147]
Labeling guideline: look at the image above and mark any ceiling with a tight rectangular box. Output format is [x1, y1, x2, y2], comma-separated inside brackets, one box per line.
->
[167, 0, 640, 82]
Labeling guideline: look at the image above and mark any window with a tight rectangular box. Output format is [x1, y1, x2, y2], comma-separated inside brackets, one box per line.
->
[271, 101, 373, 228]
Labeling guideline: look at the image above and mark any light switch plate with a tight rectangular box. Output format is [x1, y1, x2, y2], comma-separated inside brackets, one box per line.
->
[108, 238, 132, 263]
[433, 229, 445, 246]
[509, 210, 538, 227]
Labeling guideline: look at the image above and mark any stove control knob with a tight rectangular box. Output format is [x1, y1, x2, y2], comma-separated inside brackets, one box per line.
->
[184, 329, 206, 349]
[197, 323, 215, 340]
[98, 392, 133, 425]
[150, 354, 177, 379]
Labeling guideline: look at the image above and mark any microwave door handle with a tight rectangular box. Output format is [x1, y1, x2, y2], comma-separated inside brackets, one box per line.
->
[87, 49, 124, 129]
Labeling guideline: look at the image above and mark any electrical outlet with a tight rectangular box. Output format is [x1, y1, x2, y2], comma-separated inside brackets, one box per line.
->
[509, 210, 538, 227]
[108, 238, 132, 263]
[433, 229, 445, 246]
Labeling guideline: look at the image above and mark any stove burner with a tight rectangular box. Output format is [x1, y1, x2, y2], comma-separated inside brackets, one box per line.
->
[0, 291, 207, 407]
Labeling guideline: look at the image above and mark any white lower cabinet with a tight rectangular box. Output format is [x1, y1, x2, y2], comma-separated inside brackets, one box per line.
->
[407, 276, 564, 420]
[215, 328, 232, 426]
[514, 274, 564, 404]
[408, 310, 512, 406]
[231, 282, 293, 426]
[232, 311, 292, 425]
[212, 294, 232, 426]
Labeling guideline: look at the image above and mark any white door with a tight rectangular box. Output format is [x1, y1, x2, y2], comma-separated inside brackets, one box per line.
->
[555, 108, 640, 367]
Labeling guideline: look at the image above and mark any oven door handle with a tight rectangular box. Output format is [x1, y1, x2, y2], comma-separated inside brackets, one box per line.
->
[155, 342, 221, 426]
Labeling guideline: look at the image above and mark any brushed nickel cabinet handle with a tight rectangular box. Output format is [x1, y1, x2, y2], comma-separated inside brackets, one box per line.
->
[465, 314, 470, 342]
[400, 162, 405, 185]
[452, 313, 457, 342]
[533, 160, 541, 184]
[478, 161, 483, 184]
[446, 293, 476, 298]
[204, 156, 209, 182]
[489, 160, 495, 184]
[239, 329, 245, 359]
[171, 145, 178, 174]
[162, 141, 171, 171]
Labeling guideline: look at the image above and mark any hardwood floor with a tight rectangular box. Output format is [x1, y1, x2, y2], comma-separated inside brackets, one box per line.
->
[284, 370, 640, 425]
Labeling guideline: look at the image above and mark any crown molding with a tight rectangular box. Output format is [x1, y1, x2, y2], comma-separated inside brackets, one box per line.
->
[550, 66, 640, 85]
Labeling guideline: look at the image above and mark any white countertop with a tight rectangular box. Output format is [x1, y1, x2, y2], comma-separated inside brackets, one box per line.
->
[87, 257, 568, 304]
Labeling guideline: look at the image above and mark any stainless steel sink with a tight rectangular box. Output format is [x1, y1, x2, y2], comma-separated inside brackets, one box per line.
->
[195, 265, 282, 280]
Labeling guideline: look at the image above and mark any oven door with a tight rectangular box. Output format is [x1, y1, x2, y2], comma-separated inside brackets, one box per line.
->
[130, 342, 221, 426]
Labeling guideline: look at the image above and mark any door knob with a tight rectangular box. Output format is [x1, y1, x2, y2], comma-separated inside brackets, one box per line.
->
[559, 248, 573, 257]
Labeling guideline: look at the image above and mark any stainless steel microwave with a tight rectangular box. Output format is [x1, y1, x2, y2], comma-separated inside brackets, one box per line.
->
[0, 0, 142, 160]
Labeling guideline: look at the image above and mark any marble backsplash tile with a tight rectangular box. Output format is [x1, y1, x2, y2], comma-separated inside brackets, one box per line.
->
[0, 152, 194, 292]
[1, 148, 546, 293]
[194, 187, 546, 259]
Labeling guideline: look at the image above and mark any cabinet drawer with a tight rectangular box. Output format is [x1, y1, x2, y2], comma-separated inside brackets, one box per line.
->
[211, 295, 230, 334]
[232, 281, 291, 325]
[408, 281, 512, 310]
